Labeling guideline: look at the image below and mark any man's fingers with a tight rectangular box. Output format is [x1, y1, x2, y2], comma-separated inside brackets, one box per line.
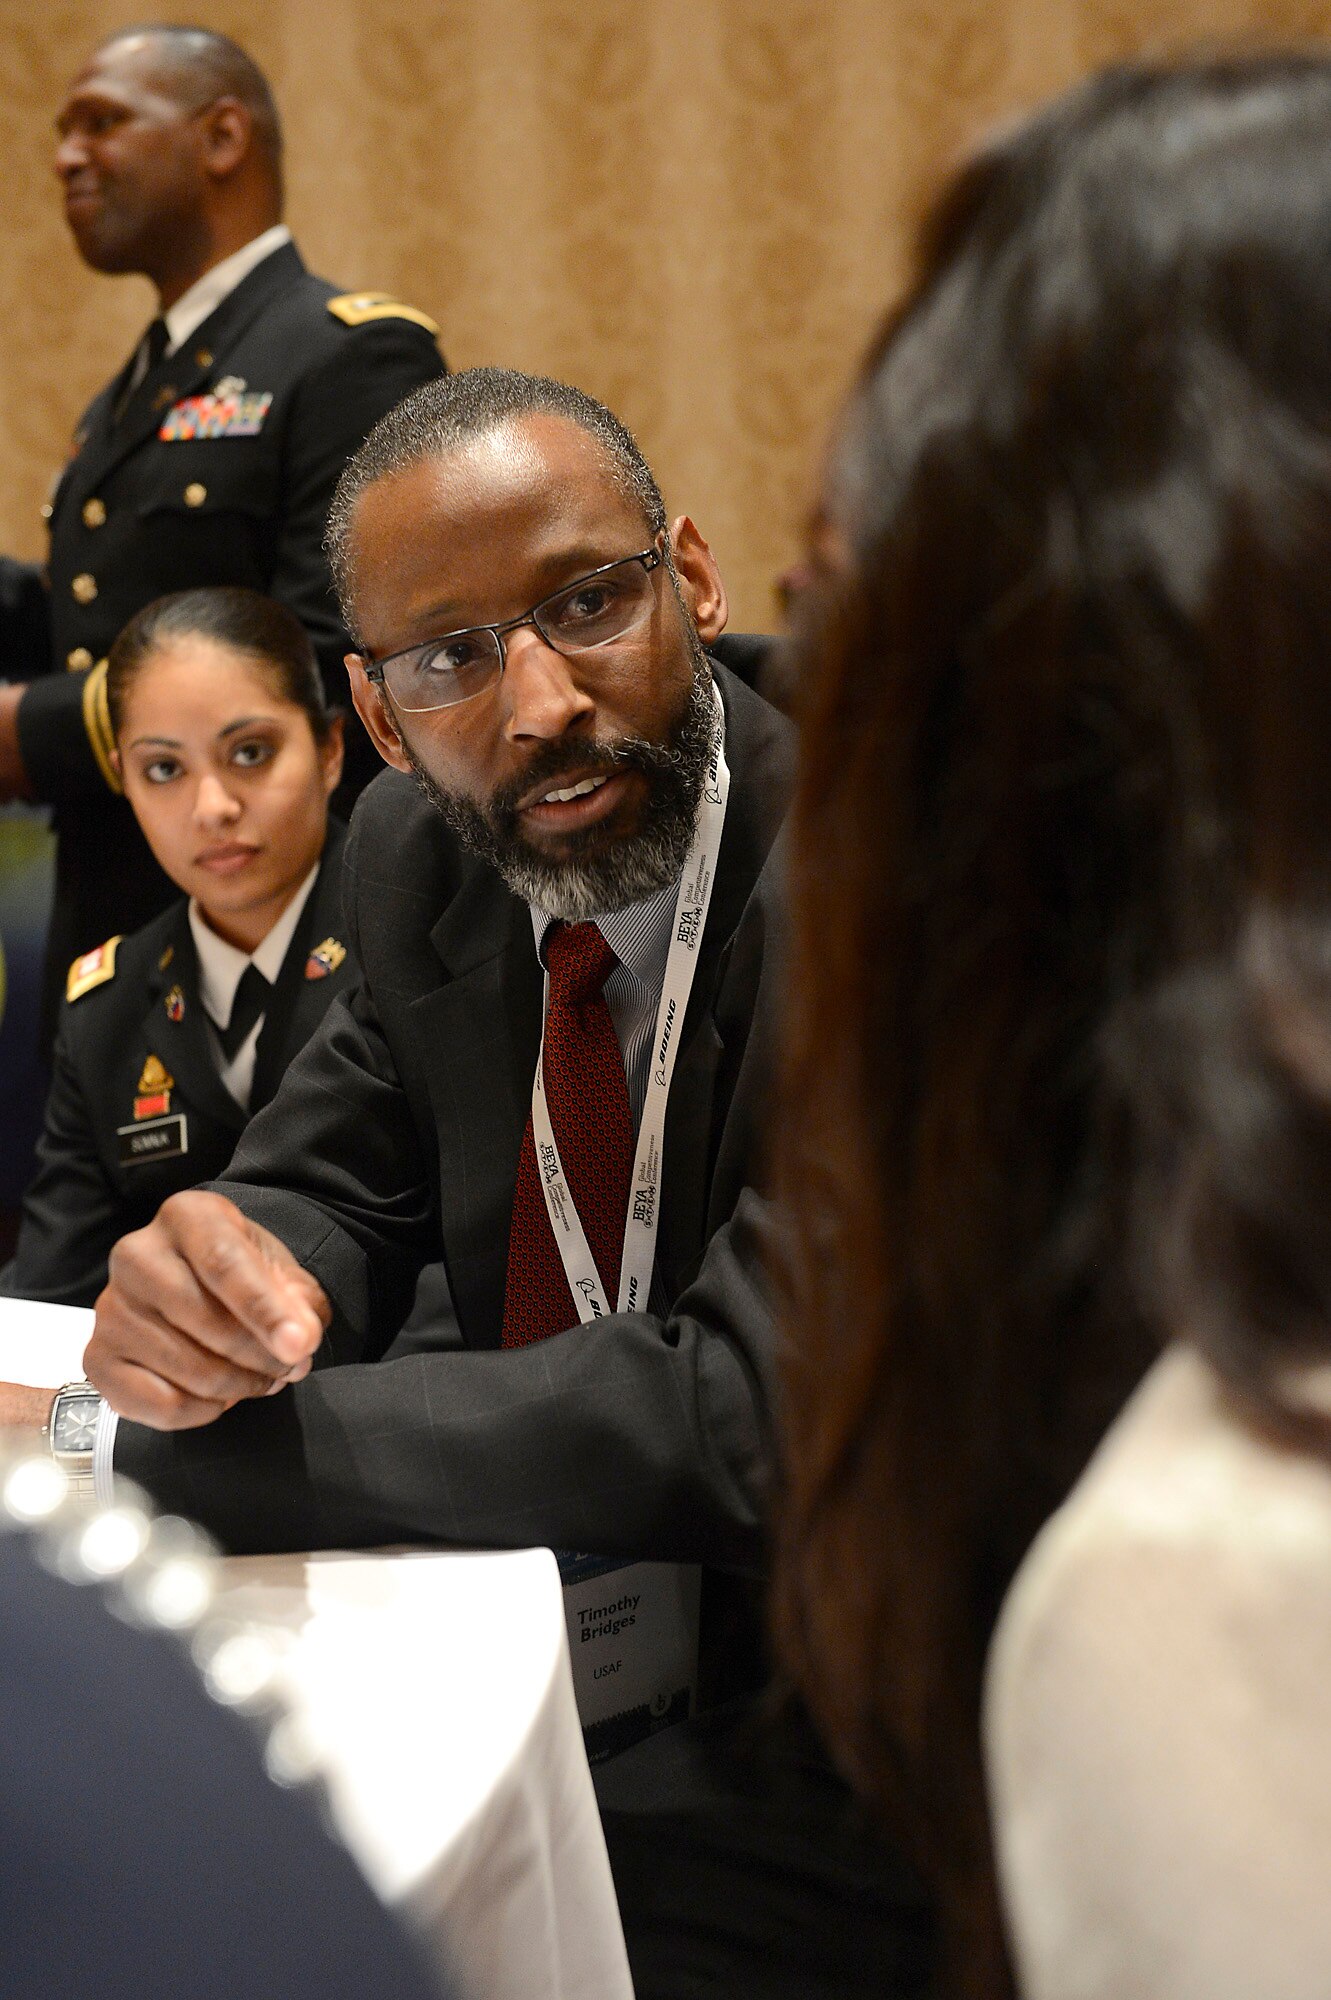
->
[90, 1355, 235, 1432]
[266, 1357, 313, 1393]
[89, 1349, 313, 1432]
[91, 1193, 329, 1434]
[103, 1224, 289, 1384]
[85, 1314, 275, 1410]
[163, 1193, 328, 1363]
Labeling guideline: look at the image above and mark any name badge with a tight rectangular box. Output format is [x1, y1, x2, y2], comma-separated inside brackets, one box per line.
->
[116, 1112, 188, 1168]
[558, 1554, 701, 1763]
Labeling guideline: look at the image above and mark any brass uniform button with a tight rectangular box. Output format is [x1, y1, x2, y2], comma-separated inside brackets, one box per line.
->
[66, 646, 93, 672]
[82, 497, 106, 529]
[71, 572, 97, 604]
[194, 346, 213, 367]
[183, 482, 207, 508]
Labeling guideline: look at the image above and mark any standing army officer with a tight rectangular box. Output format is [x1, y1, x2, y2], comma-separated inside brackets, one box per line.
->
[0, 26, 444, 1040]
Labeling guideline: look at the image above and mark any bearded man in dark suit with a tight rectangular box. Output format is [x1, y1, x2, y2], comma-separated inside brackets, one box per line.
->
[0, 369, 931, 2000]
[0, 25, 444, 1039]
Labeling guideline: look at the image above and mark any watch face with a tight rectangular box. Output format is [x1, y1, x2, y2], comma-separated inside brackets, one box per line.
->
[53, 1394, 99, 1455]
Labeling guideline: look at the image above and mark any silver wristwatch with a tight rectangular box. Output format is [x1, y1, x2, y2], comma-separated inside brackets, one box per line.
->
[44, 1381, 101, 1498]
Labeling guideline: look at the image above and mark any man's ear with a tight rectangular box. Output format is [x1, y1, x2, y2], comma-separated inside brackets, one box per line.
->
[319, 713, 345, 797]
[346, 655, 412, 774]
[668, 516, 728, 645]
[200, 97, 251, 181]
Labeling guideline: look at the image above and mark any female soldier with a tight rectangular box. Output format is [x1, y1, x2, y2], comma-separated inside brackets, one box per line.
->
[3, 586, 352, 1305]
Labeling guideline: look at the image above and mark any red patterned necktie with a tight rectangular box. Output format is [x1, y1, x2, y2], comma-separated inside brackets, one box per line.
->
[501, 922, 635, 1346]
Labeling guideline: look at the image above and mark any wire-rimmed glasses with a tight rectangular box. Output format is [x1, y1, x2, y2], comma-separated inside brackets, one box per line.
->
[361, 545, 664, 713]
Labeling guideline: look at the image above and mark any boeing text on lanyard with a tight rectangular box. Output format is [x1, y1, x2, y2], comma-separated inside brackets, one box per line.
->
[531, 681, 730, 1321]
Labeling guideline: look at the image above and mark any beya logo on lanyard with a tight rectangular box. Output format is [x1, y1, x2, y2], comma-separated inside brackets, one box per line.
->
[530, 681, 731, 1322]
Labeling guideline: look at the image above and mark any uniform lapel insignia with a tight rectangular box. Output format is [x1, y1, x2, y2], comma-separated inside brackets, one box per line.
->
[158, 390, 273, 441]
[66, 935, 122, 1002]
[137, 1053, 174, 1093]
[158, 944, 174, 971]
[164, 983, 186, 1022]
[305, 936, 347, 980]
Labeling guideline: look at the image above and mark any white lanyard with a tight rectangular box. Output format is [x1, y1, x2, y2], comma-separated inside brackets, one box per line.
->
[530, 682, 731, 1322]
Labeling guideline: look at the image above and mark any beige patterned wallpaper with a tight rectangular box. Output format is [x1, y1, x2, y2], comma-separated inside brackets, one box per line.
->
[2, 0, 1331, 629]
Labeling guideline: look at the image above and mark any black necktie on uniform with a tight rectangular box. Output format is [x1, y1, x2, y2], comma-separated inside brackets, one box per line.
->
[215, 964, 272, 1062]
[113, 317, 170, 425]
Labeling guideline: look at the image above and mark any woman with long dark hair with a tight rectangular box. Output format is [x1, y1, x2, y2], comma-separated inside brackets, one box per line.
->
[775, 53, 1331, 1998]
[3, 586, 353, 1305]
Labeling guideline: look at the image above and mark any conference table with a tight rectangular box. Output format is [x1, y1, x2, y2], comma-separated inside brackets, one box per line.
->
[0, 1298, 634, 2000]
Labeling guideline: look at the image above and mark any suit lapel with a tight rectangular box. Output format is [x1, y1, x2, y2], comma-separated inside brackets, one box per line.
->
[66, 345, 206, 507]
[64, 243, 308, 503]
[145, 909, 247, 1137]
[413, 864, 543, 1347]
[250, 824, 351, 1113]
[655, 1016, 725, 1296]
[48, 374, 123, 523]
[654, 669, 784, 1289]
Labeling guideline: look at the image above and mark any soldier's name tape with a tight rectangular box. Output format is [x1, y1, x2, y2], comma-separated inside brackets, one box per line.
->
[116, 1112, 188, 1167]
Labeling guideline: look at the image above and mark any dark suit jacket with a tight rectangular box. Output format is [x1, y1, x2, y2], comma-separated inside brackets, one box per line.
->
[0, 1531, 443, 2000]
[115, 667, 792, 1588]
[2, 823, 354, 1307]
[709, 628, 777, 695]
[6, 241, 443, 1034]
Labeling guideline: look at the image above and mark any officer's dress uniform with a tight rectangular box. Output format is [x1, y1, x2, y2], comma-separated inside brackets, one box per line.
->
[0, 227, 443, 1039]
[1, 822, 354, 1308]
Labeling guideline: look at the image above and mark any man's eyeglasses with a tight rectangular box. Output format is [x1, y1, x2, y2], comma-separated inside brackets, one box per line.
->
[361, 546, 664, 714]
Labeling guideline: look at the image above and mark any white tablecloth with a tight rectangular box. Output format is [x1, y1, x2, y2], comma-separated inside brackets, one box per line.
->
[0, 1297, 92, 1384]
[214, 1548, 634, 2000]
[0, 1298, 633, 2000]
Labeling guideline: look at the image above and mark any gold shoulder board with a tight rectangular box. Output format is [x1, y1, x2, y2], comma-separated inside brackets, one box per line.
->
[326, 291, 440, 336]
[67, 934, 123, 1002]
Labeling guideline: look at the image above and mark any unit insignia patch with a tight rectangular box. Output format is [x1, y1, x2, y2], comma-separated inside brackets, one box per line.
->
[305, 936, 347, 980]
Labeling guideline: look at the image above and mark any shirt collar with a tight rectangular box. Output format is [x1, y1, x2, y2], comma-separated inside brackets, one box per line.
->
[188, 859, 319, 1028]
[528, 873, 678, 991]
[163, 224, 292, 355]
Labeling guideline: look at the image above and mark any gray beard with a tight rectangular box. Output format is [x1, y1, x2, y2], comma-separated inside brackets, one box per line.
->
[405, 652, 716, 922]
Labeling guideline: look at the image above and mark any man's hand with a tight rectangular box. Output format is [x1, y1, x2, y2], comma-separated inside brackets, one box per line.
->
[87, 1190, 330, 1431]
[0, 683, 33, 801]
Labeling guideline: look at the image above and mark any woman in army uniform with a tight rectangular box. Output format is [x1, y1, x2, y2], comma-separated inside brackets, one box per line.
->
[2, 586, 354, 1305]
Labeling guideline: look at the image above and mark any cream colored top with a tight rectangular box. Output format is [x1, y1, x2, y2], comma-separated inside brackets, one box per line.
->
[985, 1344, 1331, 2000]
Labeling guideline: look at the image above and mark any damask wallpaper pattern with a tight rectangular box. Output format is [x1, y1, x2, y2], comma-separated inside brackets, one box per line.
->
[1, 0, 1330, 626]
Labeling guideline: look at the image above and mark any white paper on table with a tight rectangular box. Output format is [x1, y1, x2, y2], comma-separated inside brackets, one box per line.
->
[0, 1298, 93, 1386]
